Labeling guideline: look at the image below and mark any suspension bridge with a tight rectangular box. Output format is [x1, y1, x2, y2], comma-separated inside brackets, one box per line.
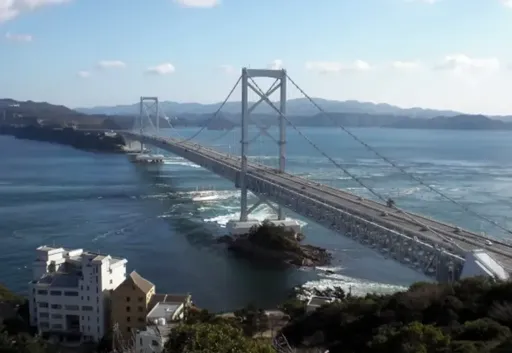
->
[116, 67, 512, 283]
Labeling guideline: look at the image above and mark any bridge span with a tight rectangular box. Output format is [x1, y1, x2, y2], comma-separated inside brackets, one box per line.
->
[121, 131, 512, 282]
[118, 68, 512, 283]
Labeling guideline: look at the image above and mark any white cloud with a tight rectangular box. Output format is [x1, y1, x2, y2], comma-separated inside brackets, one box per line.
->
[268, 59, 283, 70]
[435, 54, 500, 73]
[220, 64, 234, 74]
[0, 0, 71, 23]
[392, 61, 421, 70]
[96, 60, 127, 69]
[173, 0, 219, 8]
[305, 60, 372, 73]
[5, 31, 32, 42]
[145, 63, 175, 75]
[501, 0, 512, 8]
[77, 71, 90, 78]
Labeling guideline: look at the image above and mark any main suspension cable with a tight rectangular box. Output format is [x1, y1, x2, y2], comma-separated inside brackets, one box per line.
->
[180, 75, 242, 142]
[286, 74, 512, 237]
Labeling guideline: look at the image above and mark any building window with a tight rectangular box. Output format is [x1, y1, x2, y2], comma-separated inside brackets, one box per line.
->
[50, 304, 62, 309]
[38, 302, 48, 308]
[138, 297, 143, 303]
[52, 324, 63, 329]
[86, 286, 89, 291]
[40, 321, 49, 328]
[126, 297, 130, 302]
[151, 340, 159, 346]
[127, 317, 131, 322]
[64, 305, 79, 311]
[51, 314, 63, 319]
[49, 290, 61, 296]
[138, 317, 144, 323]
[110, 279, 113, 284]
[64, 291, 78, 297]
[126, 327, 130, 333]
[37, 290, 48, 295]
[126, 306, 131, 312]
[82, 306, 93, 311]
[87, 296, 90, 301]
[39, 313, 49, 318]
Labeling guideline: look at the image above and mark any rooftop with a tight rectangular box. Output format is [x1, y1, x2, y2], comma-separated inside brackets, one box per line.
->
[147, 302, 181, 322]
[129, 271, 154, 294]
[36, 245, 127, 265]
[149, 293, 190, 310]
[307, 296, 335, 308]
[34, 273, 80, 288]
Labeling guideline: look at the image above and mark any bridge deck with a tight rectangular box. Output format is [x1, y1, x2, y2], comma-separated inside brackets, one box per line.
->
[128, 133, 512, 270]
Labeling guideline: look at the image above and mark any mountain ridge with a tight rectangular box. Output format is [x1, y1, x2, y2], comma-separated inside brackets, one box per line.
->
[75, 98, 512, 121]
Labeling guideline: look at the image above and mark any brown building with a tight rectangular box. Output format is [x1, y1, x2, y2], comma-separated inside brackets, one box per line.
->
[111, 271, 156, 340]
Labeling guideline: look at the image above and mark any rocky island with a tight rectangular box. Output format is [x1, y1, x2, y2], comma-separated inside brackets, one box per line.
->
[219, 221, 332, 267]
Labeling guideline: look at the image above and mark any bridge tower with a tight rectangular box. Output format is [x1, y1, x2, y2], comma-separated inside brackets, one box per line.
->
[136, 97, 160, 152]
[127, 97, 164, 163]
[239, 68, 287, 222]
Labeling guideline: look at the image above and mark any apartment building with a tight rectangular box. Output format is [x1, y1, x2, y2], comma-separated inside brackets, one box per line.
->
[110, 271, 156, 341]
[28, 245, 127, 342]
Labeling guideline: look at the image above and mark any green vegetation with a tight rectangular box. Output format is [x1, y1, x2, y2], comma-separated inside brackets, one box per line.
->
[281, 277, 512, 353]
[226, 221, 331, 267]
[4, 277, 512, 352]
[165, 322, 273, 353]
[246, 221, 302, 252]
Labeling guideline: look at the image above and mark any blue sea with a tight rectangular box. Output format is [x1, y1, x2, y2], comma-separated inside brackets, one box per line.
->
[1, 127, 512, 312]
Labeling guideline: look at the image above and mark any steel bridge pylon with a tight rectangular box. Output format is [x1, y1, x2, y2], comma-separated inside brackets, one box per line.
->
[239, 68, 287, 222]
[135, 96, 160, 153]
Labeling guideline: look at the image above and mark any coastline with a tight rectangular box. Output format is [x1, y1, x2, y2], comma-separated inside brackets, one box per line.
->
[0, 125, 127, 153]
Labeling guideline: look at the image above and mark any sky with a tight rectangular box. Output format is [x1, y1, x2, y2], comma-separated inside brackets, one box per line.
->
[1, 0, 512, 114]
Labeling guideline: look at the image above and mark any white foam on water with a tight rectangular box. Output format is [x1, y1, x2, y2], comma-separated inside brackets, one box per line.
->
[302, 270, 407, 298]
[163, 157, 201, 169]
[204, 203, 308, 228]
[189, 190, 240, 202]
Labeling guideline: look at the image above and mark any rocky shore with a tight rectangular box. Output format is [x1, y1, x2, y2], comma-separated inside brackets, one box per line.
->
[218, 222, 332, 267]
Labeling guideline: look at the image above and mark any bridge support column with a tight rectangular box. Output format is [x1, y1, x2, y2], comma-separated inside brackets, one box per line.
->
[239, 67, 288, 222]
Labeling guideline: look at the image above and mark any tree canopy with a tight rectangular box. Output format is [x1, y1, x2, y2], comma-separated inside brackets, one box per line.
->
[165, 321, 274, 353]
[281, 277, 512, 353]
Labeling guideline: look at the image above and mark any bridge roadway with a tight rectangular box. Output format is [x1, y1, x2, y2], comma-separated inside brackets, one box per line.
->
[124, 132, 512, 271]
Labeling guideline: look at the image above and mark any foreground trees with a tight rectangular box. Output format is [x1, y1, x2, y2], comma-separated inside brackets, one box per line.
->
[165, 322, 274, 353]
[282, 277, 512, 353]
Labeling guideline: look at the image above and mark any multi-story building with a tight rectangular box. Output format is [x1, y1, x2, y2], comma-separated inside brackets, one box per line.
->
[28, 245, 127, 343]
[110, 271, 156, 341]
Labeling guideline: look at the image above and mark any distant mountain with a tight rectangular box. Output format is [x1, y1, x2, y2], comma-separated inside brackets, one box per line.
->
[3, 98, 512, 132]
[75, 98, 468, 119]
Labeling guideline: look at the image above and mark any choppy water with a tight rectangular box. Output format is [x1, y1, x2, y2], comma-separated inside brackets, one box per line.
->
[2, 127, 512, 311]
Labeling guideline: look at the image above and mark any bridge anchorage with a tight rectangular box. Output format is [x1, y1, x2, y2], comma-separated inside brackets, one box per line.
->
[120, 66, 512, 283]
[127, 96, 165, 164]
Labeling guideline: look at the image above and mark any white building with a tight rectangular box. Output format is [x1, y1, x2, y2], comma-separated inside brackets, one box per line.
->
[135, 300, 187, 353]
[28, 245, 127, 343]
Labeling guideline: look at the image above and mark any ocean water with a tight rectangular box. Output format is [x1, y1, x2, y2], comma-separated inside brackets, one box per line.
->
[1, 126, 512, 312]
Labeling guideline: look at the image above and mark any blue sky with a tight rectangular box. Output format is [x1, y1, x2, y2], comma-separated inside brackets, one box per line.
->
[1, 0, 512, 114]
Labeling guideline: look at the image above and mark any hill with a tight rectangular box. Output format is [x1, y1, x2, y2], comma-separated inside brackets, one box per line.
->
[3, 98, 512, 131]
[75, 98, 466, 118]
